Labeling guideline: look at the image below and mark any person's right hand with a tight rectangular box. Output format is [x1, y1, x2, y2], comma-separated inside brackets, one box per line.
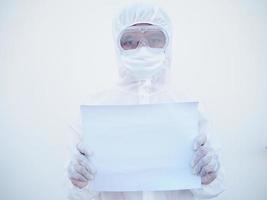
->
[68, 143, 96, 189]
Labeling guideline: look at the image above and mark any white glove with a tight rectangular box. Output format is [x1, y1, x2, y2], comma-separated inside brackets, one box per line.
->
[191, 134, 220, 185]
[68, 143, 97, 189]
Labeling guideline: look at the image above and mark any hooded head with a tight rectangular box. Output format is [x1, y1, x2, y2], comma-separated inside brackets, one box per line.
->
[112, 3, 172, 87]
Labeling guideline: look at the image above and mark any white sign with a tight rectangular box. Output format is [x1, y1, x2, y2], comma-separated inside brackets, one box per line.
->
[80, 102, 201, 191]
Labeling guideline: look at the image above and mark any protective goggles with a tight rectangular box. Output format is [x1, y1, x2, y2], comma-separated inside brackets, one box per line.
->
[118, 25, 168, 51]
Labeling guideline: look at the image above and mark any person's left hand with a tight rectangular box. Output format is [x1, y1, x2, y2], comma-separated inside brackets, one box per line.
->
[191, 134, 220, 185]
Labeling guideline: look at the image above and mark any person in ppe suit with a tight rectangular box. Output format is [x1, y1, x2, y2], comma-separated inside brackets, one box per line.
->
[67, 3, 225, 200]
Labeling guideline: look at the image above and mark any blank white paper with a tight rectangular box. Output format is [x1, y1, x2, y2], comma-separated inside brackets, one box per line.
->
[80, 102, 201, 191]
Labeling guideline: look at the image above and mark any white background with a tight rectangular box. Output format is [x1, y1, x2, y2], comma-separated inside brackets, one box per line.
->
[0, 0, 266, 199]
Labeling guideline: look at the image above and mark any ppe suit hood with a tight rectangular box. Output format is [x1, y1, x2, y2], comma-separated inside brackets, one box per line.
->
[112, 3, 173, 93]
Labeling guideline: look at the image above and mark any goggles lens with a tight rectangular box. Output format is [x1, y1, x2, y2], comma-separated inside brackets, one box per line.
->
[119, 26, 167, 50]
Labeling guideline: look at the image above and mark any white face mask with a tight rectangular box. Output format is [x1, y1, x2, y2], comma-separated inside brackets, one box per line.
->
[119, 47, 167, 80]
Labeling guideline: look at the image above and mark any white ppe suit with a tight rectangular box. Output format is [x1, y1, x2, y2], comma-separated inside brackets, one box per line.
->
[67, 3, 225, 200]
